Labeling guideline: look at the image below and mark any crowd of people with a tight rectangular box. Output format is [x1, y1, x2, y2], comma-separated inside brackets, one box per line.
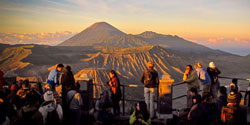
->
[184, 62, 247, 125]
[0, 61, 248, 125]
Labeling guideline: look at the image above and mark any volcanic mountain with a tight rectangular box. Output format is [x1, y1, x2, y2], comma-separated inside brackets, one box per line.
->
[59, 22, 126, 46]
[59, 22, 222, 53]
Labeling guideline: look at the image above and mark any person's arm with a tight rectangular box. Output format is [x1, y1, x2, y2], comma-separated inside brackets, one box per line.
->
[185, 72, 198, 83]
[155, 72, 159, 86]
[183, 73, 188, 81]
[95, 100, 100, 111]
[75, 93, 83, 106]
[187, 104, 198, 120]
[56, 105, 63, 120]
[141, 118, 151, 125]
[54, 72, 59, 84]
[140, 71, 145, 84]
[216, 68, 221, 75]
[59, 73, 63, 85]
[129, 111, 136, 125]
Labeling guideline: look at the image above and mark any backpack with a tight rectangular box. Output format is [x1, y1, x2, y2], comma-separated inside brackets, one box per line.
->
[45, 104, 61, 125]
[221, 106, 235, 124]
[144, 69, 153, 86]
[198, 69, 206, 81]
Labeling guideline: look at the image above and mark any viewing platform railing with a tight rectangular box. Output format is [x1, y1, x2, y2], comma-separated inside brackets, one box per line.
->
[7, 76, 249, 116]
[90, 76, 250, 115]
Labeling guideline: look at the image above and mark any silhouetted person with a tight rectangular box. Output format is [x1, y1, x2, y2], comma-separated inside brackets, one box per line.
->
[183, 65, 200, 109]
[188, 92, 214, 125]
[217, 86, 227, 123]
[107, 70, 122, 115]
[189, 88, 201, 107]
[207, 62, 221, 102]
[221, 92, 246, 125]
[97, 102, 114, 125]
[13, 90, 43, 125]
[60, 66, 75, 109]
[140, 62, 159, 118]
[47, 64, 64, 90]
[66, 82, 83, 125]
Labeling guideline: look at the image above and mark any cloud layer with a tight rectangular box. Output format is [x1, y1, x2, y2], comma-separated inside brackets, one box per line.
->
[0, 31, 75, 45]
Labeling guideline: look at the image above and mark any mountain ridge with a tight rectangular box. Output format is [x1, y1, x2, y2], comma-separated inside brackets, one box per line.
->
[59, 22, 221, 53]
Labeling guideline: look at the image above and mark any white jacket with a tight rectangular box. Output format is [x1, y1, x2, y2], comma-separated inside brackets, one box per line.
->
[38, 102, 63, 124]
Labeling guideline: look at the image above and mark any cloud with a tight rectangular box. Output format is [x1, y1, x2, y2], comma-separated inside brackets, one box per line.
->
[0, 31, 76, 45]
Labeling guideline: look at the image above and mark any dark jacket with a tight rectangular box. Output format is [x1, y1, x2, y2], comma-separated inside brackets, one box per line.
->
[207, 67, 221, 85]
[191, 94, 201, 107]
[97, 109, 114, 125]
[217, 95, 227, 113]
[140, 68, 159, 88]
[12, 105, 43, 125]
[184, 70, 200, 90]
[60, 70, 75, 89]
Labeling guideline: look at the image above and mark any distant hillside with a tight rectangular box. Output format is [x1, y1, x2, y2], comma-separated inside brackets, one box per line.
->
[1, 44, 250, 108]
[0, 45, 32, 71]
[137, 31, 217, 53]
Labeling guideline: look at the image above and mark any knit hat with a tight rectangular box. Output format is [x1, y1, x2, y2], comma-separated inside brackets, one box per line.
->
[227, 91, 237, 103]
[43, 90, 54, 102]
[147, 62, 154, 68]
[209, 62, 216, 68]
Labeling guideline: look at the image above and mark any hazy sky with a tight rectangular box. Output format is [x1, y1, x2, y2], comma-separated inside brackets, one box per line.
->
[0, 0, 250, 55]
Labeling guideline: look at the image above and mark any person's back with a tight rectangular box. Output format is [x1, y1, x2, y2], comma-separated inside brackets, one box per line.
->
[67, 89, 83, 110]
[39, 91, 63, 125]
[60, 66, 75, 88]
[140, 62, 159, 118]
[221, 91, 247, 125]
[141, 68, 159, 88]
[196, 67, 211, 84]
[66, 87, 83, 125]
[14, 90, 43, 125]
[39, 102, 62, 125]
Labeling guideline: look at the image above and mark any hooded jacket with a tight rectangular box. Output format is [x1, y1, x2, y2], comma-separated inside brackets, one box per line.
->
[38, 102, 63, 124]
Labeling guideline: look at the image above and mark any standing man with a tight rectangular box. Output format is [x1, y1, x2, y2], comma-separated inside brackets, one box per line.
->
[47, 64, 64, 90]
[195, 62, 211, 93]
[183, 65, 200, 109]
[207, 62, 221, 102]
[140, 61, 159, 118]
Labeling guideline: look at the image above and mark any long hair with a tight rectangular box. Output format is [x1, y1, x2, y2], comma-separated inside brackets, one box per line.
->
[135, 101, 150, 121]
[109, 70, 120, 83]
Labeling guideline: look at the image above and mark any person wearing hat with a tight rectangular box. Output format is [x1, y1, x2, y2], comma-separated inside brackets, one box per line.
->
[207, 62, 221, 102]
[140, 61, 159, 118]
[221, 92, 246, 124]
[39, 90, 63, 125]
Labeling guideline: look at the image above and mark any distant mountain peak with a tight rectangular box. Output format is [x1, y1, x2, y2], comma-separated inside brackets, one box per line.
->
[87, 22, 120, 30]
[59, 22, 126, 46]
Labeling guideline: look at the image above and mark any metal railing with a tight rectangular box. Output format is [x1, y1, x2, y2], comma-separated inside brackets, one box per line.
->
[90, 76, 250, 115]
[13, 75, 249, 116]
